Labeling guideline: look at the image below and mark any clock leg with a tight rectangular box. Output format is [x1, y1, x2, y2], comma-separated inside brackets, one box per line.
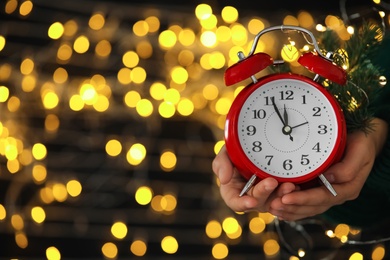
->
[318, 174, 337, 196]
[239, 174, 258, 197]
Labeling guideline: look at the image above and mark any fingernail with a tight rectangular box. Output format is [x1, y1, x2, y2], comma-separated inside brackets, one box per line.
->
[327, 174, 335, 183]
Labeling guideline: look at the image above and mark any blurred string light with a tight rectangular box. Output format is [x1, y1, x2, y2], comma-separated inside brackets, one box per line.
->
[1, 1, 389, 259]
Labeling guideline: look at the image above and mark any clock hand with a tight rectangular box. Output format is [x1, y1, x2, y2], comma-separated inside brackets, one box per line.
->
[271, 97, 285, 126]
[291, 121, 309, 129]
[271, 97, 293, 141]
[283, 104, 288, 126]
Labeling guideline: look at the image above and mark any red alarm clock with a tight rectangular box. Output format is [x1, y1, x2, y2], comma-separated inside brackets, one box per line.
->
[224, 25, 347, 196]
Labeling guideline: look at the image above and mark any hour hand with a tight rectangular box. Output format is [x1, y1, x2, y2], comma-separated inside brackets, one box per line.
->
[283, 104, 288, 126]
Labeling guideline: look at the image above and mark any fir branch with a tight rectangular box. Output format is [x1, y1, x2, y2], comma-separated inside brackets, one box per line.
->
[320, 22, 383, 133]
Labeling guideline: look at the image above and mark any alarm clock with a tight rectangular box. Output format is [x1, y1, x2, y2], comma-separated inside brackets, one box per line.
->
[224, 25, 347, 196]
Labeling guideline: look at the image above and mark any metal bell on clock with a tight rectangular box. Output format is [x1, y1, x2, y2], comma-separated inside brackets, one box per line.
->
[224, 52, 273, 86]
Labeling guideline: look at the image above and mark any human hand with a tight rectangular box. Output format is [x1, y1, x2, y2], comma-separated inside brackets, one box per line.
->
[268, 118, 388, 221]
[212, 146, 296, 213]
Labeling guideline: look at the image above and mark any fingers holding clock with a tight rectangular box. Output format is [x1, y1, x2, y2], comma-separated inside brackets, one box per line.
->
[212, 146, 235, 185]
[213, 146, 278, 212]
[269, 186, 338, 220]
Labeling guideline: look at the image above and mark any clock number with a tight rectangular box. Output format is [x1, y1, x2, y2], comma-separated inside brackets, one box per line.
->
[313, 107, 321, 116]
[318, 124, 328, 134]
[280, 90, 294, 100]
[265, 155, 273, 166]
[246, 125, 256, 136]
[264, 96, 272, 106]
[302, 95, 307, 104]
[283, 159, 293, 170]
[312, 142, 321, 152]
[301, 154, 310, 165]
[252, 109, 266, 119]
[252, 141, 262, 152]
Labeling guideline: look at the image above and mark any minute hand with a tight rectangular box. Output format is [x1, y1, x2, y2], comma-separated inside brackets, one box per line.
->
[271, 97, 285, 125]
[291, 121, 309, 129]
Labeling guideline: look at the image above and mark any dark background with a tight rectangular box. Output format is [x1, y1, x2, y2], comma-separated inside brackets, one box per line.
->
[0, 0, 388, 259]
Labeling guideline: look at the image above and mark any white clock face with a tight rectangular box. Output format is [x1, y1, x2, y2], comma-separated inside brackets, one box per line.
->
[237, 78, 338, 179]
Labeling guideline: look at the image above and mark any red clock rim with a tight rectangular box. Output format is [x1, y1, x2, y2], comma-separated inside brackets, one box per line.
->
[224, 73, 347, 184]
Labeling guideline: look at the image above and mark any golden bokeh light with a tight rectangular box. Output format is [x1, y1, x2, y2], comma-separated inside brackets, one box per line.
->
[133, 20, 149, 37]
[32, 143, 47, 160]
[15, 232, 28, 249]
[19, 0, 33, 16]
[73, 35, 90, 54]
[124, 90, 141, 108]
[200, 31, 217, 47]
[127, 143, 147, 165]
[123, 51, 139, 68]
[0, 34, 6, 51]
[117, 67, 132, 84]
[52, 183, 68, 202]
[200, 14, 218, 30]
[178, 29, 196, 46]
[212, 243, 229, 259]
[57, 43, 73, 61]
[95, 40, 112, 57]
[130, 66, 147, 84]
[69, 95, 84, 111]
[161, 236, 178, 254]
[48, 22, 64, 40]
[195, 4, 212, 20]
[31, 206, 46, 224]
[145, 16, 160, 33]
[159, 30, 177, 49]
[105, 139, 122, 157]
[150, 82, 167, 100]
[164, 88, 181, 104]
[101, 242, 118, 259]
[372, 245, 385, 260]
[5, 0, 18, 14]
[248, 18, 265, 35]
[177, 98, 194, 116]
[136, 99, 153, 117]
[205, 220, 222, 239]
[130, 240, 147, 256]
[283, 15, 299, 26]
[46, 246, 61, 260]
[111, 221, 128, 239]
[221, 6, 238, 24]
[32, 164, 47, 183]
[11, 214, 24, 231]
[249, 216, 266, 234]
[45, 114, 60, 133]
[349, 252, 364, 260]
[66, 180, 82, 197]
[135, 186, 153, 206]
[0, 204, 6, 220]
[20, 58, 34, 75]
[263, 239, 280, 257]
[63, 20, 78, 37]
[160, 150, 177, 171]
[89, 12, 105, 30]
[136, 40, 153, 59]
[159, 102, 175, 118]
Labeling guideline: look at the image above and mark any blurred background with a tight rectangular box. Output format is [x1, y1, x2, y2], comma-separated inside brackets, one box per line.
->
[0, 0, 389, 259]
